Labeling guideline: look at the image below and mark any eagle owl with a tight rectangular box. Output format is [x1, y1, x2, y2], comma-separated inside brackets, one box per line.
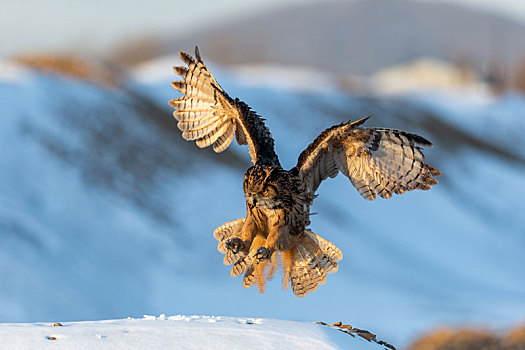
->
[169, 47, 441, 297]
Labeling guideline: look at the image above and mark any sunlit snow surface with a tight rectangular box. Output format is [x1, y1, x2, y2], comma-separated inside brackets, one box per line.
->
[0, 315, 387, 350]
[1, 57, 524, 347]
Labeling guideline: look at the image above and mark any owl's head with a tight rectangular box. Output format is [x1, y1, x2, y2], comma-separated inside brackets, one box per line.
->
[243, 165, 292, 210]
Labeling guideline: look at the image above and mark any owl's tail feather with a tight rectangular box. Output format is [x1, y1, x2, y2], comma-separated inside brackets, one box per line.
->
[283, 230, 343, 298]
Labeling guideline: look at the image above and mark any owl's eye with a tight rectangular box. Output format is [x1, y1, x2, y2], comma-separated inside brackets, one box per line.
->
[260, 185, 276, 197]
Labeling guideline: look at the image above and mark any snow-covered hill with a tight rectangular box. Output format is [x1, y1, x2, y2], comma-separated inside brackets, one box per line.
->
[0, 315, 392, 350]
[1, 57, 524, 347]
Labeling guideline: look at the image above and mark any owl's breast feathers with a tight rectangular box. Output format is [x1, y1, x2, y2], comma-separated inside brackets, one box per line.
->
[243, 164, 311, 237]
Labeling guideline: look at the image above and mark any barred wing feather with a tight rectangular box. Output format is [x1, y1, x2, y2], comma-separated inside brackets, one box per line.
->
[169, 47, 279, 166]
[296, 117, 441, 201]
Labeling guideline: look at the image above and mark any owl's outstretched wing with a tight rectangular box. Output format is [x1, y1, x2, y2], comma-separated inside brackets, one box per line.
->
[295, 117, 441, 200]
[169, 47, 279, 166]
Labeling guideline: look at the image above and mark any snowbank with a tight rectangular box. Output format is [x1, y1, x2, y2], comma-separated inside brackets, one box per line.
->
[0, 315, 391, 350]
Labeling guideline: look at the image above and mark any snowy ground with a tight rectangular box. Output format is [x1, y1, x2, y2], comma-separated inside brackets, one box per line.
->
[0, 315, 391, 350]
[0, 56, 524, 347]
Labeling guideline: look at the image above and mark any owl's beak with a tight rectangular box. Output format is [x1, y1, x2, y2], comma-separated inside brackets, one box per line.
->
[246, 194, 257, 208]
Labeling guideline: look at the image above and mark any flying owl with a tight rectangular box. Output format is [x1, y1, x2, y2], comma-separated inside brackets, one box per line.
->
[169, 47, 441, 297]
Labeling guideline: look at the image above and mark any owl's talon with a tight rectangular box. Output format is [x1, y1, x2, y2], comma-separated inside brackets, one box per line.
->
[254, 247, 273, 263]
[225, 238, 243, 254]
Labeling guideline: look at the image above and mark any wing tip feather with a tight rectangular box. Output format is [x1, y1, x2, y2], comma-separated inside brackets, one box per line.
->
[173, 66, 189, 77]
[415, 136, 434, 147]
[172, 110, 183, 121]
[179, 50, 195, 65]
[350, 115, 372, 128]
[195, 46, 202, 62]
[171, 80, 185, 92]
[168, 97, 185, 108]
[429, 167, 442, 177]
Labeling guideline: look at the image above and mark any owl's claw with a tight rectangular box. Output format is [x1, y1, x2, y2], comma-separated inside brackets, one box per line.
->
[225, 238, 243, 254]
[254, 247, 273, 263]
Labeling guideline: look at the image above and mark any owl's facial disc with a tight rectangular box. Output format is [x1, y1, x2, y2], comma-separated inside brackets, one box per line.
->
[245, 185, 281, 209]
[251, 195, 282, 209]
[243, 165, 284, 209]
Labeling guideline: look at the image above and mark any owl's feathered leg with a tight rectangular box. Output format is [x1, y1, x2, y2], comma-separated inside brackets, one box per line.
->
[232, 233, 272, 292]
[231, 234, 260, 277]
[239, 214, 285, 292]
[259, 209, 288, 258]
[215, 215, 276, 292]
[229, 215, 265, 275]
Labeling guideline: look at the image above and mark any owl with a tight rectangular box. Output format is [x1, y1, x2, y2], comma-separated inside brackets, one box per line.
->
[169, 47, 441, 297]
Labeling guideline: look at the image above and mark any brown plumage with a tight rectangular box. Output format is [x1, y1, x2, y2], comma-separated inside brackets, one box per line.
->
[170, 47, 441, 297]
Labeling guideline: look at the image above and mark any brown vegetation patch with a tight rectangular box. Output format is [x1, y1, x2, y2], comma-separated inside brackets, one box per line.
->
[110, 36, 163, 66]
[14, 54, 120, 86]
[511, 59, 525, 95]
[315, 321, 396, 350]
[409, 326, 525, 350]
[503, 327, 525, 350]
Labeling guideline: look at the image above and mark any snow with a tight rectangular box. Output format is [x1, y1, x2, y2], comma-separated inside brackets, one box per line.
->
[228, 64, 343, 94]
[401, 90, 525, 159]
[0, 315, 387, 350]
[1, 57, 524, 348]
[371, 57, 484, 94]
[0, 61, 32, 82]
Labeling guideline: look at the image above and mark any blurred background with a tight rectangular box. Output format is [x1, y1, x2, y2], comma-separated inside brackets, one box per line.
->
[1, 0, 525, 348]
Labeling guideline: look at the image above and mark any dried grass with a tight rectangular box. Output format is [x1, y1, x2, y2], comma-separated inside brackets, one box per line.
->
[409, 326, 525, 350]
[14, 54, 120, 86]
[511, 59, 525, 95]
